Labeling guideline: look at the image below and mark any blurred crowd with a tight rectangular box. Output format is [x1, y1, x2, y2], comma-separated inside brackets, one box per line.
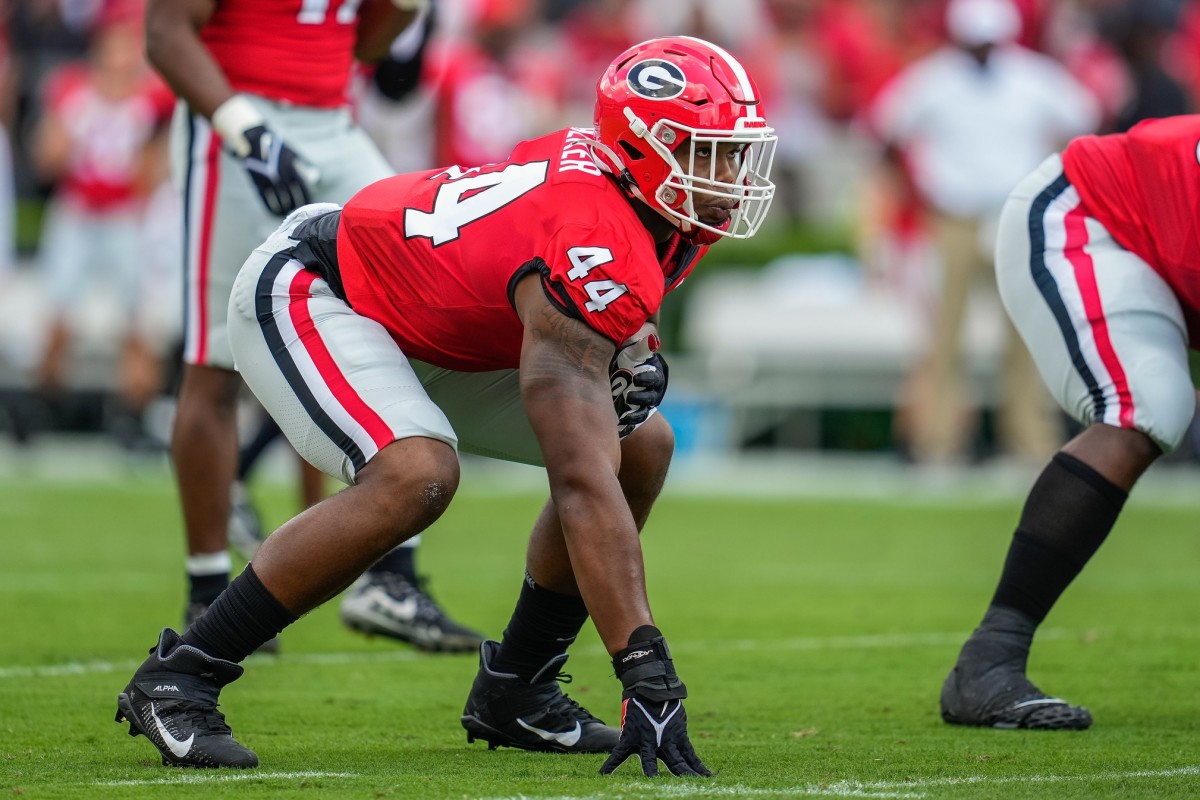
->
[1, 0, 1198, 460]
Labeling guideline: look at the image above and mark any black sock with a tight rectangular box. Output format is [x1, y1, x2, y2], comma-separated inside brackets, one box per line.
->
[990, 451, 1127, 624]
[237, 417, 283, 481]
[493, 571, 590, 681]
[365, 545, 417, 582]
[959, 605, 1039, 674]
[188, 572, 229, 606]
[181, 564, 297, 663]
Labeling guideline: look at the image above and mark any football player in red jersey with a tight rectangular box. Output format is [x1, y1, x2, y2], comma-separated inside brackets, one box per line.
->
[115, 36, 777, 774]
[143, 0, 484, 655]
[941, 115, 1200, 730]
[31, 14, 174, 412]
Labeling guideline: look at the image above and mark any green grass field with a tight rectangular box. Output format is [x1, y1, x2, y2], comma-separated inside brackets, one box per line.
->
[2, 463, 1199, 799]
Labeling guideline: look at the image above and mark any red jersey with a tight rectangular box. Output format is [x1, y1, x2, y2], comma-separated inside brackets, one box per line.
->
[201, 0, 360, 108]
[1062, 116, 1200, 327]
[337, 128, 705, 372]
[44, 65, 174, 211]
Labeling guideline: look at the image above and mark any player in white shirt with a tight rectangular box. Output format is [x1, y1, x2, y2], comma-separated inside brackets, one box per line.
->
[869, 0, 1099, 466]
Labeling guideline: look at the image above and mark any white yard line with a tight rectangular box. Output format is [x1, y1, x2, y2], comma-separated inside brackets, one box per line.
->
[93, 770, 355, 786]
[0, 648, 426, 679]
[8, 625, 1199, 681]
[852, 765, 1200, 790]
[73, 764, 1200, 794]
[17, 624, 1200, 681]
[8, 441, 1200, 507]
[0, 629, 1071, 680]
[476, 766, 1200, 799]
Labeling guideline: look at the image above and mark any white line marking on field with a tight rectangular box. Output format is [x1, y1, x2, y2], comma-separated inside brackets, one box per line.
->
[93, 770, 355, 786]
[0, 659, 141, 679]
[852, 764, 1200, 791]
[0, 648, 426, 679]
[477, 766, 1200, 799]
[484, 788, 920, 799]
[667, 629, 1069, 656]
[11, 625, 1200, 681]
[0, 627, 1101, 681]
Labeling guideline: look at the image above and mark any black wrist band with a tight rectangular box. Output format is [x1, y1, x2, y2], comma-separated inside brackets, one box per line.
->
[613, 632, 687, 701]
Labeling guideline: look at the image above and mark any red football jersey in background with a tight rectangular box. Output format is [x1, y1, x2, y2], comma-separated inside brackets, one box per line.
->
[44, 65, 174, 211]
[1063, 115, 1200, 328]
[201, 0, 360, 107]
[337, 128, 704, 372]
[425, 39, 561, 169]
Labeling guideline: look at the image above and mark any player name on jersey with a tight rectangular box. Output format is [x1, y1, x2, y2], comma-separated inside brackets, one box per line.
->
[559, 128, 603, 176]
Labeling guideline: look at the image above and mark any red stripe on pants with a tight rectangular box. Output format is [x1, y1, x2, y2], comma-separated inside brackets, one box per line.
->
[1062, 204, 1134, 427]
[193, 130, 222, 364]
[287, 270, 395, 451]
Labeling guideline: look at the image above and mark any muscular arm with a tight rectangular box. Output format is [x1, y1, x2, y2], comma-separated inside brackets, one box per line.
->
[354, 0, 420, 64]
[144, 0, 232, 119]
[514, 275, 654, 655]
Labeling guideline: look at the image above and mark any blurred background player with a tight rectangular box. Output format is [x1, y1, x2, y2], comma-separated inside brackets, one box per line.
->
[941, 113, 1200, 730]
[144, 0, 483, 653]
[30, 9, 174, 440]
[425, 0, 558, 169]
[228, 0, 442, 559]
[1105, 0, 1193, 132]
[352, 0, 439, 175]
[867, 0, 1099, 466]
[0, 11, 13, 291]
[223, 411, 325, 560]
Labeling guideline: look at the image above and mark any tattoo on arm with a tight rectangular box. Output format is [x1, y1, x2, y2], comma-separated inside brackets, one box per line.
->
[522, 294, 615, 407]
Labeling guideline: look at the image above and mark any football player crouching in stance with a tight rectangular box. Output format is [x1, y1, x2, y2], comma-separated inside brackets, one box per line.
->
[115, 36, 776, 777]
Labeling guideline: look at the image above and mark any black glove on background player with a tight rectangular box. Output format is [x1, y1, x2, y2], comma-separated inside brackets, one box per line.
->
[213, 95, 320, 216]
[599, 626, 712, 778]
[372, 0, 437, 101]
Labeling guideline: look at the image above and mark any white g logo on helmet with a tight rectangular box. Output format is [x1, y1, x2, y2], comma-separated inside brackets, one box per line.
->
[626, 59, 687, 100]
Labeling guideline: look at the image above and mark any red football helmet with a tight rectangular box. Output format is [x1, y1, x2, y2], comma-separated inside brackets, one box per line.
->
[593, 36, 777, 242]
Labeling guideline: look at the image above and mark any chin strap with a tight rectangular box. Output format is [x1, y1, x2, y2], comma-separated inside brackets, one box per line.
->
[588, 137, 687, 230]
[587, 139, 637, 189]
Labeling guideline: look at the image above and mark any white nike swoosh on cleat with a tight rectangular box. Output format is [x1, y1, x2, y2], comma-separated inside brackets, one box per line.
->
[515, 719, 582, 747]
[1011, 697, 1067, 709]
[150, 702, 195, 758]
[367, 589, 419, 621]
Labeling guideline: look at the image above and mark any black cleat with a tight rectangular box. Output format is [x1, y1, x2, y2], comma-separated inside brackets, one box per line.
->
[941, 664, 1093, 730]
[340, 572, 485, 653]
[942, 608, 1092, 730]
[115, 628, 258, 768]
[186, 602, 280, 655]
[461, 640, 619, 753]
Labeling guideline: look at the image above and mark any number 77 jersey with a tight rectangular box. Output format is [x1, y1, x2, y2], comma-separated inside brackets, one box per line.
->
[335, 128, 705, 372]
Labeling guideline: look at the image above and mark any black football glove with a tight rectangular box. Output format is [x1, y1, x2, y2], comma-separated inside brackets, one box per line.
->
[238, 125, 319, 216]
[212, 95, 319, 217]
[610, 327, 668, 439]
[599, 627, 712, 778]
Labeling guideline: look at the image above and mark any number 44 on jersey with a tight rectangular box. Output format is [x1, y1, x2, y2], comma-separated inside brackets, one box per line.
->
[405, 162, 628, 314]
